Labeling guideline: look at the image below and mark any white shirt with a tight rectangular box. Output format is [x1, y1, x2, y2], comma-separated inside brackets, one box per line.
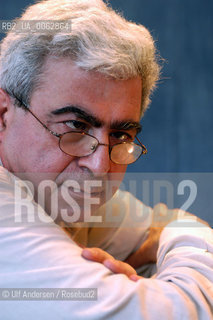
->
[0, 166, 212, 319]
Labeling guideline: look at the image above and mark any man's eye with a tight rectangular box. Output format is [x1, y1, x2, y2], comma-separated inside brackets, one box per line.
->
[110, 131, 133, 142]
[64, 120, 88, 131]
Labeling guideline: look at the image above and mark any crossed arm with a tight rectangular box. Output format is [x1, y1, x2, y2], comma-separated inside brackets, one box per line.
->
[1, 171, 212, 319]
[81, 204, 211, 281]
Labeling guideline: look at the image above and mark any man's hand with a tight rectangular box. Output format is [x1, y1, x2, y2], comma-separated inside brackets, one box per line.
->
[82, 247, 142, 281]
[125, 226, 163, 268]
[81, 204, 177, 277]
[125, 204, 210, 269]
[82, 204, 209, 277]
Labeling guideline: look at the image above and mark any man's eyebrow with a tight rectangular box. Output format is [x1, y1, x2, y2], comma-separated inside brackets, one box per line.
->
[51, 106, 103, 127]
[110, 120, 142, 133]
[51, 105, 142, 132]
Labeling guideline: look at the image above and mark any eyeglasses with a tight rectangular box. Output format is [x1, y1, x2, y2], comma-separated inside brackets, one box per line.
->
[13, 95, 147, 165]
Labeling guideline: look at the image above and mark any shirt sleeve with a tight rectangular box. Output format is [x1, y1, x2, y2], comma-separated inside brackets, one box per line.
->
[0, 167, 212, 319]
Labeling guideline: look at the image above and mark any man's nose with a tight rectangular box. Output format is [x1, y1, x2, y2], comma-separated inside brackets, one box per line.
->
[77, 142, 111, 175]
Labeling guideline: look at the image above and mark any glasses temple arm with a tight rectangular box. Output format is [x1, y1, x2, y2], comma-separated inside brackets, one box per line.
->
[12, 94, 61, 138]
[135, 136, 147, 154]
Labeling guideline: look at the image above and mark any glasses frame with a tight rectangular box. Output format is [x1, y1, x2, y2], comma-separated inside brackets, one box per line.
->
[12, 94, 147, 164]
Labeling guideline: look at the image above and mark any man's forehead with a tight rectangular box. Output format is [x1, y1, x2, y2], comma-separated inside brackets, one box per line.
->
[32, 57, 142, 124]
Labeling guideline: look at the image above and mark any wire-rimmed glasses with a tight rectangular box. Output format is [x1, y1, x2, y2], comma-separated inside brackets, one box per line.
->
[12, 95, 147, 164]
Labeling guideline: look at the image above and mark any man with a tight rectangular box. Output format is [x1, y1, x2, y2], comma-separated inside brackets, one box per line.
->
[0, 0, 212, 319]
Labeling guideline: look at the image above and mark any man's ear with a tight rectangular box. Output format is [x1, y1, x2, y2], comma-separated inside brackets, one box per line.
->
[0, 89, 11, 132]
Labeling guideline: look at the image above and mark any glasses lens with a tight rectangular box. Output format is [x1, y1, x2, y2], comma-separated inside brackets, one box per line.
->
[110, 143, 142, 164]
[59, 132, 98, 157]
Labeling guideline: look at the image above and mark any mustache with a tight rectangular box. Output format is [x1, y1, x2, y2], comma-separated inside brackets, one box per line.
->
[56, 170, 124, 187]
[55, 174, 124, 196]
[57, 173, 107, 188]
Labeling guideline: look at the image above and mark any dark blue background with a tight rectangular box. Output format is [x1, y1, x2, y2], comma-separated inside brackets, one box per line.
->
[110, 0, 213, 173]
[1, 0, 213, 224]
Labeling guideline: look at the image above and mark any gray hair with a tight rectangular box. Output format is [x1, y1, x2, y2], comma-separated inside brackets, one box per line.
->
[0, 0, 160, 116]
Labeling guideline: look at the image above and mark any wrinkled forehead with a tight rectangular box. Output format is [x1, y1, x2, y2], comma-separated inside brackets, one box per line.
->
[30, 57, 142, 124]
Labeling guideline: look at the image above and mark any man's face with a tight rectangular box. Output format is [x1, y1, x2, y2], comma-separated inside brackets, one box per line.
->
[0, 57, 142, 222]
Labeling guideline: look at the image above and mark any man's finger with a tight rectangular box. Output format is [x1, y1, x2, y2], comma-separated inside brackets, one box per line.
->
[129, 274, 143, 282]
[82, 248, 138, 279]
[103, 259, 137, 277]
[82, 247, 114, 263]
